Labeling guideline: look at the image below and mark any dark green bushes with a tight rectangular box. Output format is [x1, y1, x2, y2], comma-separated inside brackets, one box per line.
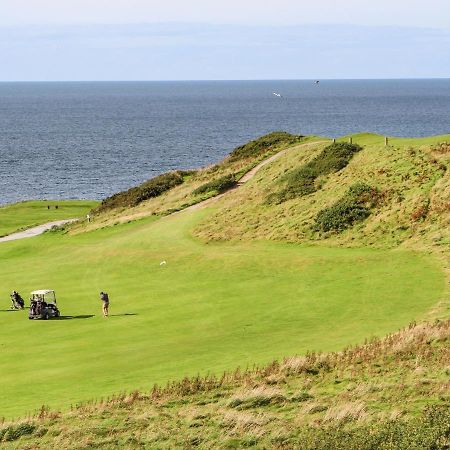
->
[192, 174, 237, 196]
[228, 131, 303, 162]
[269, 142, 362, 203]
[0, 423, 36, 442]
[94, 171, 192, 213]
[315, 182, 379, 232]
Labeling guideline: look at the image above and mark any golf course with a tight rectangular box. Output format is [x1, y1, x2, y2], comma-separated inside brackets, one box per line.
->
[0, 133, 449, 422]
[0, 200, 97, 237]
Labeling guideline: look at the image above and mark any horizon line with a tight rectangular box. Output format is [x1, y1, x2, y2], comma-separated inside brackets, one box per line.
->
[1, 77, 450, 83]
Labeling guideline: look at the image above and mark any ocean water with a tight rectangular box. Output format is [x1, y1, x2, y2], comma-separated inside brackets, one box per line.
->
[0, 79, 449, 205]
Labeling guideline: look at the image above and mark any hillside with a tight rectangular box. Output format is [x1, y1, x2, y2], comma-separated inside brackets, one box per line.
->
[193, 134, 450, 251]
[1, 319, 449, 449]
[0, 132, 449, 448]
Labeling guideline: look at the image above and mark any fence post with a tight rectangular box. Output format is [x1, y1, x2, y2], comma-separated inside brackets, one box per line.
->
[385, 136, 389, 146]
[349, 137, 353, 144]
[333, 138, 336, 143]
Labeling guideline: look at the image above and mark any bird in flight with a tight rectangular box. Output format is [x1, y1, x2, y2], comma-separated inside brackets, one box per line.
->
[273, 92, 282, 97]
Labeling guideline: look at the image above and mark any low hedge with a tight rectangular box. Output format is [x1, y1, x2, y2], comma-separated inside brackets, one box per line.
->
[192, 174, 237, 196]
[228, 132, 303, 162]
[94, 171, 191, 213]
[315, 182, 379, 232]
[269, 142, 362, 203]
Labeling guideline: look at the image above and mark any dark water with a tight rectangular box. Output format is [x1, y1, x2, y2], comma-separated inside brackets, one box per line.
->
[1, 80, 449, 205]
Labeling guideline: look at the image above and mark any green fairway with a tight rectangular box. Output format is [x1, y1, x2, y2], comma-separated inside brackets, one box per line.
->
[0, 200, 98, 237]
[0, 208, 444, 418]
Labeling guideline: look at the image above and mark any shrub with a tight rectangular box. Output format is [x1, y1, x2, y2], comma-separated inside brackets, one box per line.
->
[192, 174, 237, 196]
[269, 142, 362, 203]
[93, 171, 192, 213]
[315, 183, 379, 232]
[228, 132, 303, 162]
[411, 200, 430, 222]
[0, 423, 36, 442]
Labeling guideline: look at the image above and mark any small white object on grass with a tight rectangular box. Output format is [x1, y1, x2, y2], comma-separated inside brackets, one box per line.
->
[160, 261, 167, 266]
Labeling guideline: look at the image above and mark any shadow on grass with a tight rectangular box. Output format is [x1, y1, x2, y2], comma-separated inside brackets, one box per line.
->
[0, 309, 24, 312]
[55, 315, 95, 320]
[108, 313, 138, 317]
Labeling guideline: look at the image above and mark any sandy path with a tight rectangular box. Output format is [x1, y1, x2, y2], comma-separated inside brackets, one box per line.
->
[179, 140, 326, 213]
[0, 219, 78, 243]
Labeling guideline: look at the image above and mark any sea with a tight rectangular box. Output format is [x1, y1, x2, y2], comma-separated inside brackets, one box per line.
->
[1, 79, 449, 205]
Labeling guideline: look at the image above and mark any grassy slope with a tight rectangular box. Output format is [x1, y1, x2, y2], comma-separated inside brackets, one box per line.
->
[70, 136, 321, 234]
[0, 207, 444, 419]
[2, 319, 449, 449]
[0, 200, 98, 237]
[194, 134, 450, 250]
[0, 132, 449, 446]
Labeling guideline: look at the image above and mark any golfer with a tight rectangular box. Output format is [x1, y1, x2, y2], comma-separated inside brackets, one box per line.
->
[100, 291, 110, 317]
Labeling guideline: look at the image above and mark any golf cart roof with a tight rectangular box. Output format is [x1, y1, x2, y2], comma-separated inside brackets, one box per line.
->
[31, 289, 55, 295]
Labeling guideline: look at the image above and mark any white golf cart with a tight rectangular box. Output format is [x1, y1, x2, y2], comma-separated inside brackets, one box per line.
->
[28, 289, 61, 320]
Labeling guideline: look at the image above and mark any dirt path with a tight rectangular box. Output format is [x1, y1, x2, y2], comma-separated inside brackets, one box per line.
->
[179, 140, 326, 213]
[0, 219, 78, 243]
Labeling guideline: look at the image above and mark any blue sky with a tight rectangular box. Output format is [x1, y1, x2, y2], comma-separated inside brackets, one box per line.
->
[1, 1, 449, 80]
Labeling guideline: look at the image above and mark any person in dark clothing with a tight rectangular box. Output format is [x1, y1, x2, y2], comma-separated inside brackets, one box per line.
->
[100, 291, 110, 317]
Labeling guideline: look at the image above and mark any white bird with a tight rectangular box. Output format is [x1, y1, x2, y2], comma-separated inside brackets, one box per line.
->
[160, 261, 167, 266]
[273, 92, 282, 97]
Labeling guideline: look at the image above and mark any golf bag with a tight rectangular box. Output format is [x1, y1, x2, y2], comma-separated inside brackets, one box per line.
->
[10, 292, 25, 310]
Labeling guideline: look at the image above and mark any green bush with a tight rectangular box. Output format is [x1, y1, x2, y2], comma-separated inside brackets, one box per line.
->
[269, 142, 362, 203]
[228, 132, 303, 162]
[94, 171, 192, 213]
[0, 423, 36, 442]
[192, 174, 237, 196]
[315, 183, 379, 232]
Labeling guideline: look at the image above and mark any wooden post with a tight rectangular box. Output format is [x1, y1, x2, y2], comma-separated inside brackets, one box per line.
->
[333, 138, 336, 143]
[349, 137, 352, 144]
[385, 136, 389, 146]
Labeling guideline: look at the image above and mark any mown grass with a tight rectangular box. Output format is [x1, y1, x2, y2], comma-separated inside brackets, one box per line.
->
[2, 319, 449, 449]
[0, 200, 98, 237]
[0, 207, 444, 419]
[0, 132, 449, 447]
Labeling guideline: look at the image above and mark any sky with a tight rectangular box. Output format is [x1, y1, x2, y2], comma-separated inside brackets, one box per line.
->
[0, 0, 449, 80]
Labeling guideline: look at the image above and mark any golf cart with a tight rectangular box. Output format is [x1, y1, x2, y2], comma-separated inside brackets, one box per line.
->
[29, 289, 61, 320]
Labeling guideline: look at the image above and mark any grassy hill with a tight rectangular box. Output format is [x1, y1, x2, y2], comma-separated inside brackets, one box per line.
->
[1, 319, 449, 448]
[0, 132, 449, 447]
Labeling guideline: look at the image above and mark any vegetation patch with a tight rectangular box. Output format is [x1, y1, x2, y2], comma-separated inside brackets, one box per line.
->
[228, 131, 303, 162]
[192, 173, 237, 196]
[315, 182, 381, 232]
[0, 422, 36, 442]
[294, 406, 450, 449]
[93, 170, 193, 213]
[5, 319, 450, 448]
[268, 142, 362, 203]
